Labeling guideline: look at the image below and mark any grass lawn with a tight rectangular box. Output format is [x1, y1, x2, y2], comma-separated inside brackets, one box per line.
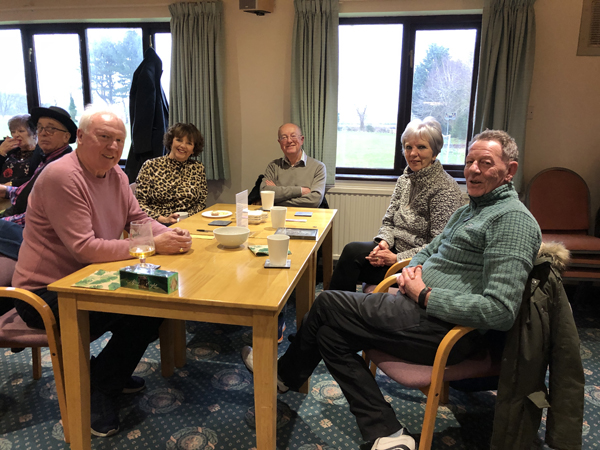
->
[336, 131, 396, 168]
[336, 130, 466, 168]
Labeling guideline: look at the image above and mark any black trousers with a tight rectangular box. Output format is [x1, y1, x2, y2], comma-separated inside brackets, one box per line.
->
[277, 290, 482, 442]
[329, 241, 394, 292]
[15, 288, 163, 396]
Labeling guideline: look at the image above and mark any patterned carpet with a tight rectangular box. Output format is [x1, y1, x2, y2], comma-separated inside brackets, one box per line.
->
[0, 284, 599, 450]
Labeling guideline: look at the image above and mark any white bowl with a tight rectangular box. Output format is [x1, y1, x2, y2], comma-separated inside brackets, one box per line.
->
[213, 226, 251, 248]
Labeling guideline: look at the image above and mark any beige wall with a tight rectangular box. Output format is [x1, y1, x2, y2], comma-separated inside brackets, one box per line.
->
[2, 0, 599, 222]
[525, 0, 600, 223]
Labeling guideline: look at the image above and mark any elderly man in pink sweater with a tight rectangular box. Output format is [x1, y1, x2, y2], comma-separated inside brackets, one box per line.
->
[12, 105, 192, 437]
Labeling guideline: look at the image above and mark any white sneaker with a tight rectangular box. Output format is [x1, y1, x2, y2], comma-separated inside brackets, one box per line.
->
[241, 346, 289, 394]
[371, 433, 416, 450]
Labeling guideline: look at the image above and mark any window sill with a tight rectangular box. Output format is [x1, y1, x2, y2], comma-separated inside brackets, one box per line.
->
[330, 175, 468, 197]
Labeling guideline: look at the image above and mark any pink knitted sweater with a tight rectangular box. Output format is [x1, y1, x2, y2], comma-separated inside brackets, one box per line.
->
[13, 151, 167, 291]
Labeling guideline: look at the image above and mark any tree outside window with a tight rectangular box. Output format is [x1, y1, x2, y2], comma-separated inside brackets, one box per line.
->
[337, 17, 481, 180]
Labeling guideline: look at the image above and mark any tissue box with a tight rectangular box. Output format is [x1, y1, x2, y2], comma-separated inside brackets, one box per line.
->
[119, 266, 179, 294]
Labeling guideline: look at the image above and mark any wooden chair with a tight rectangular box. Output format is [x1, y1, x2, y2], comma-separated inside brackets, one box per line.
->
[363, 275, 500, 450]
[361, 258, 411, 294]
[0, 287, 70, 443]
[526, 167, 600, 281]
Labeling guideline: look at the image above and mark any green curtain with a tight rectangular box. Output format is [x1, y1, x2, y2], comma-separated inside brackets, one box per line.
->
[473, 0, 537, 191]
[291, 0, 339, 186]
[169, 1, 229, 181]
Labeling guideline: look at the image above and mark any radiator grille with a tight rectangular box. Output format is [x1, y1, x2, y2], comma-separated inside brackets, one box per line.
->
[327, 191, 392, 259]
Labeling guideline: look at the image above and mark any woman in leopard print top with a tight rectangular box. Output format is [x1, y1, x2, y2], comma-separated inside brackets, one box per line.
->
[135, 123, 208, 224]
[329, 117, 463, 291]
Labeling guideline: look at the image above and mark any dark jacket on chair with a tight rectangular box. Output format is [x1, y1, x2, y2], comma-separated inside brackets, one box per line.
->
[491, 242, 584, 450]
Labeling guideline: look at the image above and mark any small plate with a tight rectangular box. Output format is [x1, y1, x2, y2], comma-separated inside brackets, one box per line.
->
[202, 210, 233, 218]
[264, 259, 291, 269]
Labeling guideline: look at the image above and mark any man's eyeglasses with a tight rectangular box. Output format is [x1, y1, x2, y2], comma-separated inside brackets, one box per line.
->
[278, 134, 302, 142]
[36, 125, 68, 135]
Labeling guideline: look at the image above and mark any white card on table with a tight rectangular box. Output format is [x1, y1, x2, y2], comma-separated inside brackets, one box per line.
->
[236, 190, 248, 228]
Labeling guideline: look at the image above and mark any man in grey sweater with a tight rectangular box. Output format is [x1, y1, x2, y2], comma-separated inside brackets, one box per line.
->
[259, 123, 326, 208]
[243, 129, 541, 450]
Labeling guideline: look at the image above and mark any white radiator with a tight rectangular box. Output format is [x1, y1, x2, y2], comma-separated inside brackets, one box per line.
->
[327, 184, 394, 259]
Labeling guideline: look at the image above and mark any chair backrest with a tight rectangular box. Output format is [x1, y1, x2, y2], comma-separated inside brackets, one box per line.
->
[319, 195, 329, 209]
[248, 175, 264, 205]
[526, 168, 590, 233]
[129, 182, 137, 197]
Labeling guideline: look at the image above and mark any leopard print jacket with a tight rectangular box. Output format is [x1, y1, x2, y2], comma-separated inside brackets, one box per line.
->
[135, 155, 208, 220]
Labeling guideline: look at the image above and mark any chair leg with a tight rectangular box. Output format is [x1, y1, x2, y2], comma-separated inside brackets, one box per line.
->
[420, 389, 443, 450]
[49, 345, 70, 443]
[440, 381, 450, 404]
[369, 361, 377, 377]
[418, 326, 475, 450]
[32, 347, 42, 380]
[362, 351, 378, 377]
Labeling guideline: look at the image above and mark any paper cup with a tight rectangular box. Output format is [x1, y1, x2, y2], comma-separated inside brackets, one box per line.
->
[270, 206, 287, 228]
[260, 190, 275, 210]
[175, 211, 189, 222]
[267, 234, 290, 266]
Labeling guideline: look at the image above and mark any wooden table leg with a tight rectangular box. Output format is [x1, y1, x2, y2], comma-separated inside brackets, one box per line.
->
[252, 312, 278, 450]
[174, 319, 187, 368]
[58, 294, 91, 450]
[159, 319, 175, 377]
[322, 226, 333, 290]
[296, 250, 317, 327]
[295, 250, 317, 394]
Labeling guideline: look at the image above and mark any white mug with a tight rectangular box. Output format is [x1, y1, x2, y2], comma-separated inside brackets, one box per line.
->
[175, 211, 189, 222]
[267, 234, 290, 266]
[270, 206, 287, 228]
[260, 190, 275, 210]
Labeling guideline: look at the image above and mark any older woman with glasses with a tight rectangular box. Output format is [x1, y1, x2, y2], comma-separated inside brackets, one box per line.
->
[0, 114, 41, 187]
[329, 116, 464, 292]
[0, 106, 76, 226]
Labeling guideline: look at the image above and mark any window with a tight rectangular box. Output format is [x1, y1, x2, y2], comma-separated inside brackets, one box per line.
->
[0, 23, 171, 160]
[337, 16, 481, 180]
[34, 33, 85, 122]
[154, 33, 172, 103]
[0, 29, 27, 138]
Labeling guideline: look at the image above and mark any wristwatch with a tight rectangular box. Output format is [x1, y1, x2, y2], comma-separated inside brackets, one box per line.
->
[418, 287, 432, 309]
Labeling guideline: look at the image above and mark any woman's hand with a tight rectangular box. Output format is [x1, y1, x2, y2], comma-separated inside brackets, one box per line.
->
[157, 214, 179, 225]
[377, 240, 390, 250]
[0, 137, 19, 157]
[154, 228, 192, 254]
[365, 241, 396, 267]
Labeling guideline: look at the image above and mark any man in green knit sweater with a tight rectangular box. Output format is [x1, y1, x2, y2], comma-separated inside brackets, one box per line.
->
[242, 130, 541, 450]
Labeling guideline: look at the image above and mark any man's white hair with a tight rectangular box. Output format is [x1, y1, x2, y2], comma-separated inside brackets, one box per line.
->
[78, 104, 126, 135]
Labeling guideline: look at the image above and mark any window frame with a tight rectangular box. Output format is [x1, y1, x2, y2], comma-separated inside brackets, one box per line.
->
[0, 21, 170, 117]
[0, 22, 170, 165]
[336, 15, 482, 182]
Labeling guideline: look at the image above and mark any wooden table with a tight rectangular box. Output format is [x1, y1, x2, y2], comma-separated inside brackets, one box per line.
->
[49, 203, 336, 450]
